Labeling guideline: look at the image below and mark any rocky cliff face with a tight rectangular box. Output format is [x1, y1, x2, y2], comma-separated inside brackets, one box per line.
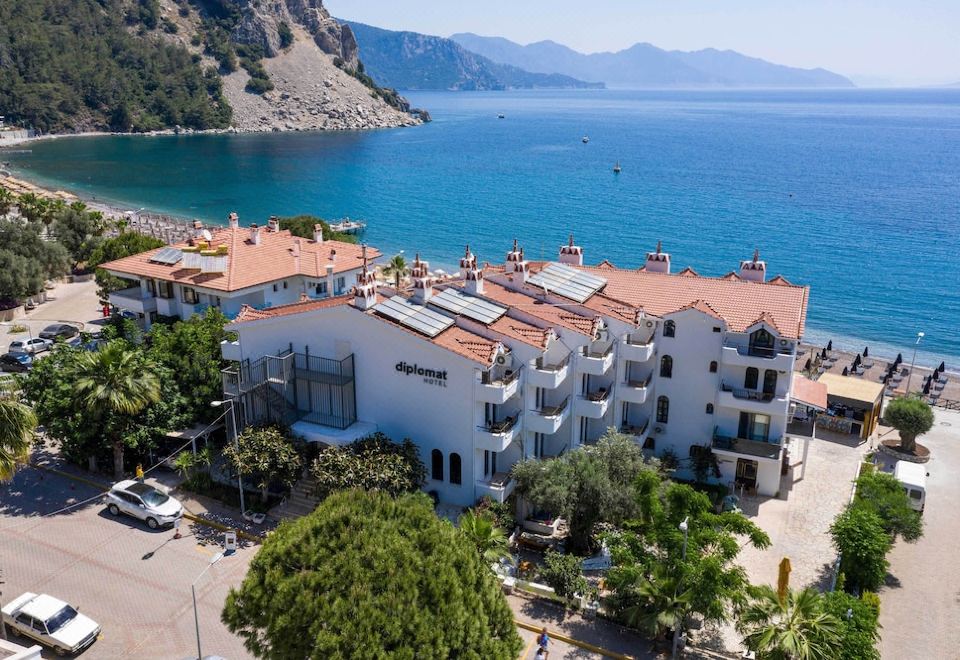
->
[231, 0, 358, 66]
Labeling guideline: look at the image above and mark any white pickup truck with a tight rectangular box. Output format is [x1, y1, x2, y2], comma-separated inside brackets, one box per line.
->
[1, 592, 101, 656]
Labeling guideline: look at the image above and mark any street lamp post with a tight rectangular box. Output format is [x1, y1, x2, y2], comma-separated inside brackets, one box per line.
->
[906, 331, 925, 394]
[192, 552, 224, 660]
[212, 399, 245, 515]
[672, 517, 690, 660]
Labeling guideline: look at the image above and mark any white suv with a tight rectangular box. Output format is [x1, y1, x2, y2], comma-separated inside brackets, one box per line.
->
[2, 592, 101, 656]
[106, 480, 183, 529]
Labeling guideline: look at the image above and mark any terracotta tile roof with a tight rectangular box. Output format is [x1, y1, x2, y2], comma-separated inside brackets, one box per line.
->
[791, 373, 828, 410]
[575, 264, 809, 339]
[488, 317, 552, 349]
[580, 294, 643, 325]
[672, 299, 723, 321]
[478, 281, 601, 337]
[365, 306, 499, 366]
[677, 267, 699, 277]
[767, 275, 793, 286]
[232, 294, 354, 324]
[100, 226, 380, 293]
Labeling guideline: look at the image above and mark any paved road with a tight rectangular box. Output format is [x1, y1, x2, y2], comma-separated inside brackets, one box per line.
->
[1, 279, 104, 355]
[0, 468, 255, 659]
[877, 408, 960, 659]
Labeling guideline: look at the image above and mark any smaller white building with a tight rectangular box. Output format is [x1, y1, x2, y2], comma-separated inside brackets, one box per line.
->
[100, 214, 378, 329]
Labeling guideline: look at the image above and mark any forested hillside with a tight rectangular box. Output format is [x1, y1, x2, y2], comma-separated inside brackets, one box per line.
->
[0, 0, 232, 133]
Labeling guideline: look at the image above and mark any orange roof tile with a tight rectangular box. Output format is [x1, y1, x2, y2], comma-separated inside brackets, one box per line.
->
[479, 281, 600, 337]
[488, 317, 552, 349]
[791, 373, 828, 410]
[575, 264, 809, 339]
[100, 226, 380, 293]
[232, 294, 354, 323]
[672, 299, 723, 320]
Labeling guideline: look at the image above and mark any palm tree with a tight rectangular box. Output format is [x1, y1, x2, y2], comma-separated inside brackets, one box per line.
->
[74, 341, 161, 479]
[382, 253, 408, 289]
[0, 188, 15, 216]
[458, 509, 514, 565]
[0, 399, 37, 482]
[614, 566, 693, 643]
[736, 586, 842, 660]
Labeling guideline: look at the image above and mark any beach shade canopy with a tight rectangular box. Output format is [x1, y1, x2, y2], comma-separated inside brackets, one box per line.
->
[864, 346, 869, 357]
[842, 366, 849, 376]
[804, 358, 812, 371]
[821, 348, 828, 359]
[827, 340, 833, 351]
[932, 368, 940, 381]
[924, 379, 932, 394]
[939, 361, 946, 372]
[853, 354, 861, 367]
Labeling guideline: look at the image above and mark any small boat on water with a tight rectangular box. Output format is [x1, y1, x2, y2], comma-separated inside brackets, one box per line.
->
[613, 161, 622, 174]
[329, 218, 367, 234]
[498, 114, 505, 119]
[582, 136, 590, 143]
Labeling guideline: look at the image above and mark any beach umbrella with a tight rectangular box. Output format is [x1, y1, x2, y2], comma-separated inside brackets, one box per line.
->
[804, 358, 812, 371]
[932, 368, 940, 381]
[842, 366, 849, 376]
[827, 340, 833, 351]
[896, 353, 903, 364]
[821, 348, 828, 359]
[939, 361, 946, 372]
[864, 346, 869, 357]
[924, 379, 932, 394]
[853, 354, 861, 367]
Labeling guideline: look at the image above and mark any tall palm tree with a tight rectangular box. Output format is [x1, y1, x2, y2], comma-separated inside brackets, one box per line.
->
[74, 341, 161, 479]
[458, 509, 514, 565]
[614, 566, 693, 642]
[382, 253, 408, 289]
[0, 399, 37, 482]
[0, 187, 15, 216]
[736, 586, 842, 660]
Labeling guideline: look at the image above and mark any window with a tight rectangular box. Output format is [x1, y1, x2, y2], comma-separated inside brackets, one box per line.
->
[483, 450, 497, 476]
[689, 444, 709, 458]
[145, 279, 156, 296]
[182, 287, 198, 305]
[449, 453, 462, 485]
[660, 355, 673, 378]
[315, 281, 328, 296]
[709, 361, 718, 373]
[283, 281, 288, 289]
[156, 281, 174, 299]
[272, 283, 278, 292]
[763, 369, 778, 395]
[706, 403, 714, 414]
[663, 320, 676, 338]
[431, 449, 443, 481]
[738, 412, 771, 441]
[656, 396, 669, 423]
[712, 326, 721, 333]
[534, 433, 544, 458]
[336, 276, 346, 294]
[744, 367, 759, 390]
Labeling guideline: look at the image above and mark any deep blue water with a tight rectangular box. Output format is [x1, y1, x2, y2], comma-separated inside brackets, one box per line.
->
[4, 89, 960, 365]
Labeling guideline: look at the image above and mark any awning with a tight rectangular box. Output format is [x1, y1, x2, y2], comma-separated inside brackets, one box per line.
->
[818, 372, 885, 407]
[791, 373, 828, 411]
[164, 422, 223, 441]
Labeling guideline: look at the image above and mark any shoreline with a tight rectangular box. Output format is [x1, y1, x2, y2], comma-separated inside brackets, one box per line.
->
[1, 156, 957, 376]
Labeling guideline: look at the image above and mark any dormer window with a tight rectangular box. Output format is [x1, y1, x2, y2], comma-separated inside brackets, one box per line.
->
[664, 320, 676, 338]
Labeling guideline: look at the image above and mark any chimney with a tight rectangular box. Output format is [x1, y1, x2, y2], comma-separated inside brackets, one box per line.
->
[461, 245, 484, 295]
[645, 240, 670, 274]
[352, 244, 378, 310]
[268, 216, 279, 232]
[325, 263, 335, 297]
[249, 223, 261, 245]
[505, 239, 529, 283]
[410, 253, 434, 303]
[558, 234, 583, 266]
[193, 220, 204, 238]
[313, 224, 324, 243]
[739, 248, 767, 282]
[227, 212, 239, 229]
[292, 239, 301, 272]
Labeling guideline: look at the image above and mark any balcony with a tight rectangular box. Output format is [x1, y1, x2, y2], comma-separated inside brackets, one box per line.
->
[527, 354, 571, 389]
[577, 344, 614, 376]
[155, 296, 179, 317]
[620, 335, 655, 362]
[718, 384, 788, 415]
[220, 339, 242, 362]
[109, 286, 157, 315]
[720, 341, 793, 371]
[619, 419, 650, 444]
[619, 373, 652, 405]
[476, 414, 521, 452]
[712, 433, 782, 461]
[786, 417, 816, 438]
[476, 472, 516, 503]
[528, 397, 570, 434]
[477, 367, 522, 404]
[576, 388, 610, 419]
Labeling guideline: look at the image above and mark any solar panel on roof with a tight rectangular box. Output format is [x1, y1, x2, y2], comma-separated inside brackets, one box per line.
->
[373, 295, 454, 338]
[528, 262, 607, 303]
[149, 247, 183, 265]
[430, 288, 507, 325]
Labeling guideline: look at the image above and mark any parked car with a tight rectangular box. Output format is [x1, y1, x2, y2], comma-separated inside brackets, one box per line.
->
[1, 592, 101, 656]
[0, 352, 32, 373]
[106, 480, 183, 529]
[39, 323, 79, 341]
[8, 337, 52, 354]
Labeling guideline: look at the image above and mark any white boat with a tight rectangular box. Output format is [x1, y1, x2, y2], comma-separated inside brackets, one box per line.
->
[613, 161, 622, 173]
[329, 218, 367, 234]
[582, 136, 590, 143]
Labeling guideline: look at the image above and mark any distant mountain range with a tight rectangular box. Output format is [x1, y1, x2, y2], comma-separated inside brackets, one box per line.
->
[451, 33, 855, 88]
[345, 22, 603, 90]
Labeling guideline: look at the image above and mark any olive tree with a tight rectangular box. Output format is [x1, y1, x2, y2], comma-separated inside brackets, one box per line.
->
[884, 396, 934, 454]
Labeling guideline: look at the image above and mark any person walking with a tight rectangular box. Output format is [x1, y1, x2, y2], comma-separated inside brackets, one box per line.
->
[537, 627, 550, 657]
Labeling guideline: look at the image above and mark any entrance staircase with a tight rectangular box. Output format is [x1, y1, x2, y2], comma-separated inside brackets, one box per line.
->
[272, 471, 322, 520]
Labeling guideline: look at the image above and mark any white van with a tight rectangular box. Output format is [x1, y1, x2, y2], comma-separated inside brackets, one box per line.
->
[894, 461, 927, 514]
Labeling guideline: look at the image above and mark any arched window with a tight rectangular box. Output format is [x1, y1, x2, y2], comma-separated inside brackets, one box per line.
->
[706, 403, 714, 414]
[744, 367, 759, 390]
[449, 453, 462, 485]
[709, 361, 718, 373]
[763, 369, 778, 395]
[663, 320, 676, 338]
[656, 396, 670, 423]
[431, 449, 443, 481]
[660, 355, 673, 378]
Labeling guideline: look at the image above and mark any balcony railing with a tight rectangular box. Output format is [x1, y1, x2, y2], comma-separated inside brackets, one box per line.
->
[585, 388, 611, 403]
[620, 420, 649, 437]
[535, 353, 571, 372]
[536, 396, 569, 417]
[625, 334, 654, 347]
[479, 414, 521, 434]
[712, 431, 781, 460]
[721, 383, 777, 402]
[581, 344, 614, 359]
[723, 340, 793, 359]
[625, 373, 653, 389]
[481, 365, 522, 386]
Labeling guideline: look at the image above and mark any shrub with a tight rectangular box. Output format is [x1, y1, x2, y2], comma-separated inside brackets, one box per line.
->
[831, 507, 891, 592]
[541, 550, 588, 602]
[823, 590, 881, 660]
[884, 396, 934, 453]
[854, 470, 923, 542]
[278, 21, 294, 49]
[245, 76, 274, 94]
[309, 433, 426, 499]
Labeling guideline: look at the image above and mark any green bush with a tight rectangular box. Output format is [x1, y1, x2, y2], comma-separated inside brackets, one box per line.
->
[831, 507, 891, 592]
[244, 76, 274, 95]
[854, 470, 923, 542]
[823, 590, 881, 660]
[541, 550, 588, 601]
[278, 21, 294, 49]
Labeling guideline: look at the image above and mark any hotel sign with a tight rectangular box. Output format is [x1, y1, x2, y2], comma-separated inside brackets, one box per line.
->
[396, 361, 448, 388]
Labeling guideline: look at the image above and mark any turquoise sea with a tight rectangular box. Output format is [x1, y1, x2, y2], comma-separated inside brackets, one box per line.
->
[4, 89, 960, 365]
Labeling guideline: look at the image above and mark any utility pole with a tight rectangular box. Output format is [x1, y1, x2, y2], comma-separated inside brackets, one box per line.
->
[1, 568, 7, 640]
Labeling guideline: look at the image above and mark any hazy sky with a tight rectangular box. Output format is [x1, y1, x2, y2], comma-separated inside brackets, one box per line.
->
[325, 1, 960, 86]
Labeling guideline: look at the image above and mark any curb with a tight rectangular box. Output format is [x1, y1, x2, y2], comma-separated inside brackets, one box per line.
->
[514, 618, 635, 659]
[30, 461, 264, 544]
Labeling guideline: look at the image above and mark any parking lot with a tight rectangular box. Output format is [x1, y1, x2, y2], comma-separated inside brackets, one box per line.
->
[1, 279, 103, 358]
[0, 468, 255, 659]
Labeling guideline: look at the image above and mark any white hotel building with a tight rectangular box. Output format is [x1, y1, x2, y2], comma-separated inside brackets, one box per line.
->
[152, 226, 820, 507]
